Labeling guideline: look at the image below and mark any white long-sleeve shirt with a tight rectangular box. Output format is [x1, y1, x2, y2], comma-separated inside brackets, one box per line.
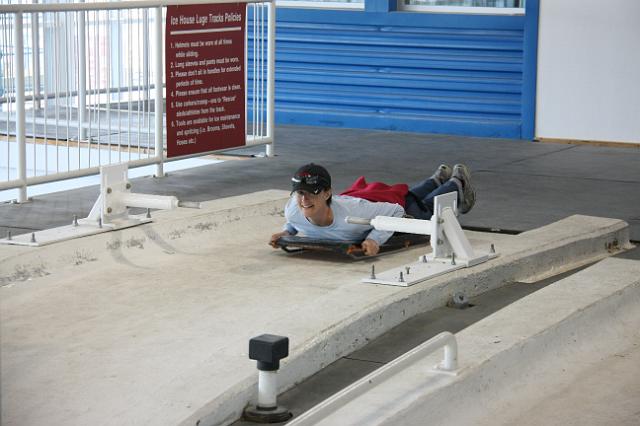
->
[283, 195, 405, 245]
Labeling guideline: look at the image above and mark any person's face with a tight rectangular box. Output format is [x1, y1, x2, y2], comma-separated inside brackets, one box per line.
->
[295, 189, 331, 219]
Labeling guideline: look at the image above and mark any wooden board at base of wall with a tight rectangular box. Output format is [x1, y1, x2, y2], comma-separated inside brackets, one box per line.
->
[536, 138, 640, 149]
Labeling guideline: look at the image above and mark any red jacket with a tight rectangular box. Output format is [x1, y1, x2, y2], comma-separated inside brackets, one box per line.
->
[340, 176, 409, 208]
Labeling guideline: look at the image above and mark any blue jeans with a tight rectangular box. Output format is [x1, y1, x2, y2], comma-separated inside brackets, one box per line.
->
[404, 178, 459, 220]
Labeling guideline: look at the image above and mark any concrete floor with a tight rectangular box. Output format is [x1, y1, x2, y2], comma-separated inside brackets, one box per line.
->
[1, 126, 639, 426]
[234, 248, 640, 425]
[1, 125, 639, 240]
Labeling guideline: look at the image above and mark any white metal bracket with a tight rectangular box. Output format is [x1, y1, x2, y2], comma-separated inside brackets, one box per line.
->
[351, 192, 498, 287]
[1, 163, 189, 247]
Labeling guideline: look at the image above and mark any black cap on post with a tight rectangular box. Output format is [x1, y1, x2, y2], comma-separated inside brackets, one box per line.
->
[249, 334, 289, 371]
[244, 334, 292, 423]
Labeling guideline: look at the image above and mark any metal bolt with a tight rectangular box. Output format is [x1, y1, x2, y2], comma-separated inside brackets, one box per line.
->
[146, 208, 151, 219]
[437, 218, 444, 224]
[451, 253, 456, 265]
[398, 271, 404, 283]
[106, 187, 112, 194]
[490, 243, 495, 254]
[98, 217, 103, 228]
[126, 183, 131, 190]
[107, 207, 112, 214]
[30, 233, 36, 243]
[421, 255, 428, 263]
[7, 230, 12, 240]
[405, 266, 410, 275]
[437, 239, 444, 245]
[370, 264, 376, 280]
[73, 214, 78, 227]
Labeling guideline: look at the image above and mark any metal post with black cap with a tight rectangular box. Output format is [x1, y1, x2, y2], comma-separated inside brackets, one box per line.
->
[244, 334, 292, 423]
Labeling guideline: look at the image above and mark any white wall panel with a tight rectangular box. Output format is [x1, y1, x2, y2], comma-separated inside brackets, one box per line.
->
[536, 0, 640, 143]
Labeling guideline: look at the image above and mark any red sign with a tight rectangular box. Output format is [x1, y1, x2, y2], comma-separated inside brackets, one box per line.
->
[165, 4, 246, 157]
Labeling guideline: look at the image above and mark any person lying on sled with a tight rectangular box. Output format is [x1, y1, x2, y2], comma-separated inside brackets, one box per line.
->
[269, 163, 475, 256]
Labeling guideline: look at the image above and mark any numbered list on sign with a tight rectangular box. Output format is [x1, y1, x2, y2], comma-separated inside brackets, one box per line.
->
[165, 4, 246, 157]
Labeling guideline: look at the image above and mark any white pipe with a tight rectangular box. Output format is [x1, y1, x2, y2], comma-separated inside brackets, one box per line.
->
[119, 193, 179, 210]
[78, 8, 87, 140]
[142, 9, 149, 105]
[287, 332, 458, 426]
[346, 215, 433, 235]
[257, 370, 278, 409]
[265, 1, 275, 157]
[153, 6, 163, 178]
[32, 8, 41, 110]
[15, 12, 27, 203]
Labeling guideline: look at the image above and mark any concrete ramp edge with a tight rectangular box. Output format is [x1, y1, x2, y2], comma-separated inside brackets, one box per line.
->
[184, 215, 631, 426]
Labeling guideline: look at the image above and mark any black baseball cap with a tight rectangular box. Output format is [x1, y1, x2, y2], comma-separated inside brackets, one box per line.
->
[291, 163, 332, 194]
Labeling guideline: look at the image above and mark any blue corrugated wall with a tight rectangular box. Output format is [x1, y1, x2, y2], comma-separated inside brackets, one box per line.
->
[251, 2, 539, 139]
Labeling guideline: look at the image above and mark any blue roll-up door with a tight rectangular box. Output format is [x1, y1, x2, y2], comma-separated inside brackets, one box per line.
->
[258, 7, 536, 139]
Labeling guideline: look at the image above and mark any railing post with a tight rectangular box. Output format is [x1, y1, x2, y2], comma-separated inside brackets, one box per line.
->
[78, 7, 87, 140]
[442, 337, 458, 371]
[143, 9, 149, 105]
[15, 11, 27, 203]
[287, 332, 458, 425]
[32, 7, 41, 110]
[265, 0, 275, 157]
[154, 6, 164, 177]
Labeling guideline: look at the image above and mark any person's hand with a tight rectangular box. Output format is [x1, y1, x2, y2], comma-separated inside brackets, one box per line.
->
[269, 231, 291, 248]
[361, 239, 380, 256]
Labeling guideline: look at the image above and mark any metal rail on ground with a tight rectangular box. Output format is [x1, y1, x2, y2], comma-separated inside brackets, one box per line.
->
[287, 331, 458, 426]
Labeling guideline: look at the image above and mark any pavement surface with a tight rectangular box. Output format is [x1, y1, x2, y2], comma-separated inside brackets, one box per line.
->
[0, 189, 631, 426]
[1, 126, 639, 426]
[1, 125, 639, 240]
[291, 257, 640, 426]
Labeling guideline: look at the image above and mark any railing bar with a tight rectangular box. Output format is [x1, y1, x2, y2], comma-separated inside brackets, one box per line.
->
[3, 14, 10, 180]
[266, 0, 275, 156]
[89, 10, 95, 169]
[1, 84, 165, 104]
[42, 11, 49, 176]
[145, 9, 151, 158]
[0, 137, 270, 192]
[106, 9, 111, 161]
[54, 12, 59, 174]
[136, 8, 142, 158]
[96, 9, 101, 166]
[32, 9, 41, 111]
[117, 9, 121, 163]
[0, 0, 273, 14]
[153, 6, 164, 176]
[77, 11, 82, 170]
[127, 8, 132, 161]
[15, 11, 27, 202]
[88, 10, 95, 169]
[24, 13, 38, 175]
[115, 10, 122, 163]
[86, 10, 91, 169]
[65, 11, 71, 172]
[243, 4, 248, 143]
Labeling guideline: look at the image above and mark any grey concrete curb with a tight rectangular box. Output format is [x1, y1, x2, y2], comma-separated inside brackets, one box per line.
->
[182, 215, 631, 426]
[387, 257, 640, 425]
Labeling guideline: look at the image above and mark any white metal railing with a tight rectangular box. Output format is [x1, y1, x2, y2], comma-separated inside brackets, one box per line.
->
[287, 331, 458, 425]
[0, 0, 275, 203]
